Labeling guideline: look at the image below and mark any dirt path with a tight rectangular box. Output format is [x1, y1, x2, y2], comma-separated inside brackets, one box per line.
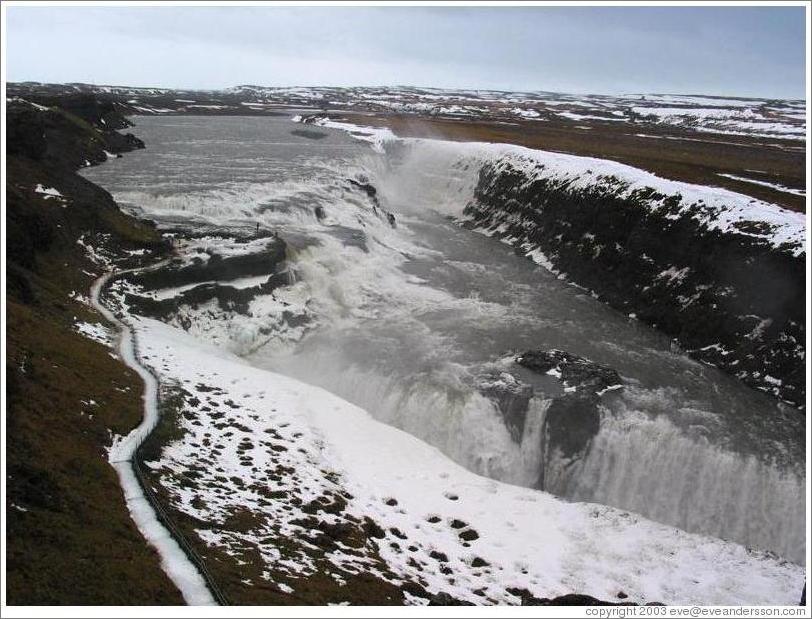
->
[90, 266, 218, 606]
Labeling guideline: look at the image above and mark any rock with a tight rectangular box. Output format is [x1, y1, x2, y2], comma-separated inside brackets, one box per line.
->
[542, 393, 601, 462]
[458, 528, 479, 542]
[477, 370, 533, 442]
[291, 128, 328, 140]
[428, 592, 475, 606]
[514, 349, 623, 489]
[507, 587, 638, 606]
[347, 176, 379, 204]
[467, 162, 805, 408]
[516, 349, 622, 395]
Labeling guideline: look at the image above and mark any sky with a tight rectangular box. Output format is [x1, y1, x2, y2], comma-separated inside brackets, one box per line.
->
[3, 4, 808, 99]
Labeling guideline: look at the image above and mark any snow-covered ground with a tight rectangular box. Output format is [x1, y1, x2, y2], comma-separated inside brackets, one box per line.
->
[90, 270, 217, 606]
[303, 116, 806, 256]
[110, 312, 803, 605]
[11, 84, 803, 141]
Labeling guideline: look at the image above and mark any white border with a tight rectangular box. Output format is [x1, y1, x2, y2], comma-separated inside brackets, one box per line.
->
[1, 1, 809, 617]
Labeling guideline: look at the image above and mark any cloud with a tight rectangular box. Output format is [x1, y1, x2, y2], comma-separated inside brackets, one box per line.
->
[4, 5, 806, 98]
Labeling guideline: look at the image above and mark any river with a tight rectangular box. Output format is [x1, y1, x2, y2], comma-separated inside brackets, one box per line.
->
[82, 114, 806, 564]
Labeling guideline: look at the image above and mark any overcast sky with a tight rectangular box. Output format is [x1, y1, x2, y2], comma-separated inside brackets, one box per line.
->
[4, 5, 807, 98]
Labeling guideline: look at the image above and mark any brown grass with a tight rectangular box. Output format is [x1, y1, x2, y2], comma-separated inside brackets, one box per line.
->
[5, 168, 183, 603]
[343, 113, 806, 212]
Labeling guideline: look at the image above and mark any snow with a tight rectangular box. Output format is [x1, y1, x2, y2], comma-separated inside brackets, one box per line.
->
[656, 266, 691, 285]
[34, 184, 65, 202]
[510, 107, 541, 119]
[630, 106, 804, 139]
[89, 271, 217, 605]
[718, 174, 806, 197]
[557, 111, 626, 122]
[76, 234, 115, 267]
[303, 117, 805, 256]
[7, 96, 49, 111]
[74, 320, 114, 347]
[301, 116, 397, 153]
[126, 316, 803, 605]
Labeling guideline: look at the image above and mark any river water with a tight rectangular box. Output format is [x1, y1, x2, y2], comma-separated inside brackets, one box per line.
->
[83, 115, 806, 563]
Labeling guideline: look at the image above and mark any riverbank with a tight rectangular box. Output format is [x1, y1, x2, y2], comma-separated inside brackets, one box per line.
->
[298, 115, 807, 409]
[5, 96, 183, 603]
[6, 95, 806, 605]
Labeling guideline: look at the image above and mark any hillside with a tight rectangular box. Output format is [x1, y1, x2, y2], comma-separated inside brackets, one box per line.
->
[5, 95, 181, 603]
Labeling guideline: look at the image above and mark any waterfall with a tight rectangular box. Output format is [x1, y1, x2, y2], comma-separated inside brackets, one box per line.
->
[542, 408, 806, 563]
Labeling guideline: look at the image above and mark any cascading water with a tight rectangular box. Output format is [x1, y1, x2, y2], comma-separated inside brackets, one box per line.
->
[82, 115, 806, 564]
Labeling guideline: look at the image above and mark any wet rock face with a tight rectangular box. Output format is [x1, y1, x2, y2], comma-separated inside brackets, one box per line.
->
[516, 349, 623, 395]
[477, 371, 533, 441]
[347, 176, 397, 228]
[125, 237, 291, 320]
[517, 350, 623, 484]
[466, 162, 805, 408]
[132, 238, 287, 290]
[479, 350, 624, 489]
[542, 394, 601, 462]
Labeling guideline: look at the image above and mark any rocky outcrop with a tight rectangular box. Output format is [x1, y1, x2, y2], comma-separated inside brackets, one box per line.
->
[477, 371, 533, 441]
[516, 349, 624, 489]
[347, 176, 397, 228]
[6, 97, 161, 304]
[465, 162, 805, 408]
[124, 238, 292, 320]
[476, 350, 624, 490]
[130, 238, 287, 289]
[516, 349, 622, 395]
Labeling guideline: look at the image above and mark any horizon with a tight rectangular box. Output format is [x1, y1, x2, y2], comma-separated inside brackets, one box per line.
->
[8, 80, 808, 103]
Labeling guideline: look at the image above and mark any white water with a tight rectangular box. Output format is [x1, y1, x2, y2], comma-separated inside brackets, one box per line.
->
[82, 115, 806, 564]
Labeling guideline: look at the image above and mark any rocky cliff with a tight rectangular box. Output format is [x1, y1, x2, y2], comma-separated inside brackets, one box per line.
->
[463, 158, 805, 408]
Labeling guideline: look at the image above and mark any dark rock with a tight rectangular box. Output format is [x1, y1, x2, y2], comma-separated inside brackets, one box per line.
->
[362, 517, 386, 539]
[477, 371, 533, 442]
[467, 162, 805, 408]
[429, 550, 449, 562]
[516, 349, 622, 395]
[458, 528, 479, 542]
[542, 393, 601, 463]
[507, 587, 636, 606]
[428, 592, 475, 606]
[515, 349, 620, 489]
